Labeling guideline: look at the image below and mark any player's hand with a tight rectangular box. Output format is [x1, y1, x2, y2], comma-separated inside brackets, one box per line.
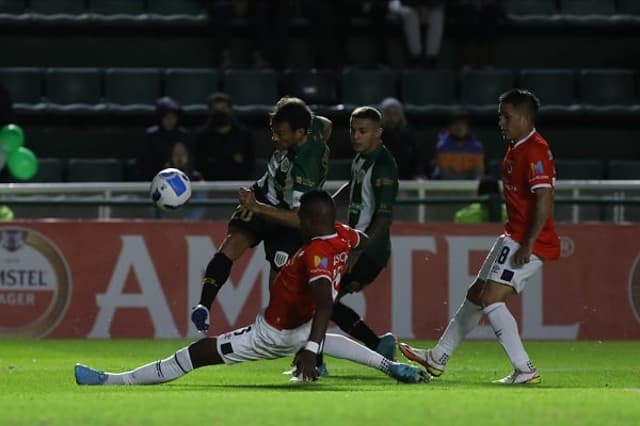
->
[292, 350, 318, 382]
[513, 244, 533, 266]
[191, 304, 210, 332]
[239, 187, 258, 212]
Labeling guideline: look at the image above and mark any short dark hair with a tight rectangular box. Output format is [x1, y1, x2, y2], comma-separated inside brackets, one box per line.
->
[207, 92, 232, 108]
[477, 175, 501, 196]
[299, 190, 336, 224]
[270, 96, 312, 132]
[499, 89, 540, 120]
[351, 106, 382, 124]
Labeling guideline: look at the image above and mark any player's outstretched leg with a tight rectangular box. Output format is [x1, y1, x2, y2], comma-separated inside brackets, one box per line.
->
[323, 333, 429, 384]
[331, 302, 397, 360]
[75, 338, 222, 386]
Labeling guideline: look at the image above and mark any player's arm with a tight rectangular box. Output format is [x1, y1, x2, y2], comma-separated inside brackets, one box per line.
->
[238, 187, 300, 228]
[514, 187, 553, 265]
[293, 277, 333, 381]
[314, 115, 333, 143]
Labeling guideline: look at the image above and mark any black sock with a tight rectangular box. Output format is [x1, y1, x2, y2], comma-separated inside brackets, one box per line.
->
[199, 253, 232, 308]
[332, 302, 380, 350]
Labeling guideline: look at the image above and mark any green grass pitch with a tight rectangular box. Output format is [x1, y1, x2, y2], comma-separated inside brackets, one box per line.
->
[1, 340, 639, 425]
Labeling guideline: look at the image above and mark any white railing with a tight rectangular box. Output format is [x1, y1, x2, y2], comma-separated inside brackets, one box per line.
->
[1, 180, 639, 222]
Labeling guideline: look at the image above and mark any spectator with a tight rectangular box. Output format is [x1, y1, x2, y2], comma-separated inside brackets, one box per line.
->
[137, 97, 190, 181]
[454, 175, 507, 223]
[166, 142, 206, 220]
[193, 93, 254, 181]
[379, 97, 420, 179]
[388, 0, 445, 67]
[432, 110, 484, 179]
[452, 0, 506, 69]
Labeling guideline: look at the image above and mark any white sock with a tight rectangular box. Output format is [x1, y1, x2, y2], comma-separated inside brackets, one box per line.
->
[483, 302, 534, 372]
[431, 299, 483, 365]
[323, 333, 392, 375]
[105, 347, 194, 385]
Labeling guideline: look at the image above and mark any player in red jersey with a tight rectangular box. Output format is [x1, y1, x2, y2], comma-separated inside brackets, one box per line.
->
[75, 190, 428, 386]
[400, 89, 559, 384]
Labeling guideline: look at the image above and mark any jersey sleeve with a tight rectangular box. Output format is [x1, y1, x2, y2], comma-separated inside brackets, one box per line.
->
[303, 242, 333, 285]
[337, 223, 361, 248]
[525, 143, 555, 192]
[370, 156, 399, 217]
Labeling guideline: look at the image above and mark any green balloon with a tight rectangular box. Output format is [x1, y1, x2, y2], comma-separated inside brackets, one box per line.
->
[0, 124, 25, 153]
[7, 147, 38, 181]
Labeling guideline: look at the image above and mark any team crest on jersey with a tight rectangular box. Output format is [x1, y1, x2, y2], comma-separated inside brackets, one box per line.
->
[273, 251, 289, 268]
[280, 157, 291, 173]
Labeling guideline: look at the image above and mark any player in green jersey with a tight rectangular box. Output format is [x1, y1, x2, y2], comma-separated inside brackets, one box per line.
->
[316, 106, 400, 375]
[192, 96, 332, 333]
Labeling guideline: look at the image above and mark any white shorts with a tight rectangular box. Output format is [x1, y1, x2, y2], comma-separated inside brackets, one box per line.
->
[476, 234, 543, 293]
[215, 310, 312, 364]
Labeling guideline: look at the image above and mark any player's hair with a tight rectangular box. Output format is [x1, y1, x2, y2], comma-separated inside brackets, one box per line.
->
[270, 96, 312, 132]
[206, 92, 232, 108]
[498, 89, 540, 120]
[299, 190, 336, 225]
[351, 106, 382, 124]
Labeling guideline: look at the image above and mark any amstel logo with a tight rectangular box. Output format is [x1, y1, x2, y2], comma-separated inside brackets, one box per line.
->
[0, 227, 71, 337]
[629, 253, 640, 325]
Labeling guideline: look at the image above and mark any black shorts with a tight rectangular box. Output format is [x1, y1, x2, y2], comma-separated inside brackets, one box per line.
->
[229, 204, 303, 272]
[338, 254, 386, 298]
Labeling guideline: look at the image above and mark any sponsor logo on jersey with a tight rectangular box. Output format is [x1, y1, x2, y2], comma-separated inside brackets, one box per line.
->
[313, 256, 328, 268]
[530, 161, 545, 176]
[0, 227, 71, 337]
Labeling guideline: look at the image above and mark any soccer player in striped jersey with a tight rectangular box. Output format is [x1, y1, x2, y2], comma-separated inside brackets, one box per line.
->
[316, 106, 400, 375]
[191, 97, 332, 333]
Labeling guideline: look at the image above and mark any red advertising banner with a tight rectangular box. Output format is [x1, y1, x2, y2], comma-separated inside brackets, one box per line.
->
[1, 221, 639, 340]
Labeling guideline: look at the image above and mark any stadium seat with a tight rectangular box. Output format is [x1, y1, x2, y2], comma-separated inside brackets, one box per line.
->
[401, 69, 458, 115]
[286, 39, 315, 70]
[519, 69, 580, 116]
[579, 69, 638, 116]
[618, 0, 640, 14]
[560, 0, 616, 15]
[251, 127, 274, 159]
[327, 159, 352, 181]
[0, 67, 45, 113]
[45, 67, 105, 115]
[222, 69, 278, 113]
[164, 68, 218, 113]
[341, 68, 396, 108]
[31, 158, 64, 182]
[0, 0, 27, 14]
[555, 159, 605, 179]
[608, 160, 640, 179]
[67, 158, 123, 182]
[29, 0, 86, 14]
[487, 158, 503, 178]
[146, 0, 204, 15]
[89, 0, 145, 15]
[281, 69, 338, 105]
[460, 69, 514, 114]
[105, 68, 161, 114]
[251, 159, 268, 180]
[504, 0, 558, 15]
[345, 38, 379, 68]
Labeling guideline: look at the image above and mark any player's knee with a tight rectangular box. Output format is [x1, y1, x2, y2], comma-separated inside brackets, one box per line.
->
[188, 337, 222, 368]
[466, 280, 484, 305]
[205, 252, 233, 284]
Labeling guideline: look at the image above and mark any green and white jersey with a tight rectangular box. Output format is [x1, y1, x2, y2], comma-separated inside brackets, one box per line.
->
[254, 116, 329, 208]
[348, 143, 399, 266]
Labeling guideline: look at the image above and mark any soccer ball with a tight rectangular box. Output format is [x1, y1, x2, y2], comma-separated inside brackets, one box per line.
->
[150, 168, 192, 210]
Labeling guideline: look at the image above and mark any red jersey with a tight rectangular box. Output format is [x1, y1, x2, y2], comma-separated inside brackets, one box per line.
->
[264, 223, 360, 330]
[502, 129, 560, 260]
